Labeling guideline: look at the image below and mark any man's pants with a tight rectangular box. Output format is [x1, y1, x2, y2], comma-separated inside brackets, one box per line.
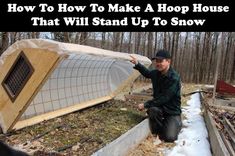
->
[147, 107, 182, 142]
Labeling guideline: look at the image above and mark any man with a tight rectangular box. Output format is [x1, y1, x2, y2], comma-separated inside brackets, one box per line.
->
[130, 50, 182, 142]
[0, 141, 29, 156]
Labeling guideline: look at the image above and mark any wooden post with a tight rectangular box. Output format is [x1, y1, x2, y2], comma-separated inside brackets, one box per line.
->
[212, 33, 222, 104]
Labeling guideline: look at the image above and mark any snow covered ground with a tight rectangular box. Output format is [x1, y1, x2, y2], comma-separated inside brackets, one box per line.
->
[165, 93, 212, 156]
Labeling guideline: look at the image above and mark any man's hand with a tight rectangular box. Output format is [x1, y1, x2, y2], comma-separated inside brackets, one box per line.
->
[137, 103, 145, 111]
[130, 55, 138, 65]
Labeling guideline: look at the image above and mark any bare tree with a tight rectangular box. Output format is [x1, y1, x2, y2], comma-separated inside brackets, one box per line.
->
[135, 32, 141, 53]
[80, 32, 88, 45]
[0, 32, 10, 56]
[31, 32, 40, 39]
[101, 32, 106, 49]
[119, 32, 124, 52]
[163, 32, 167, 50]
[127, 32, 132, 53]
[63, 32, 70, 43]
[153, 32, 158, 57]
[224, 32, 234, 81]
[0, 31, 234, 83]
[147, 32, 153, 58]
[53, 32, 64, 42]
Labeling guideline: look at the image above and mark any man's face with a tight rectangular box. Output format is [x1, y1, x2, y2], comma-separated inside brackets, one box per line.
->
[154, 58, 170, 72]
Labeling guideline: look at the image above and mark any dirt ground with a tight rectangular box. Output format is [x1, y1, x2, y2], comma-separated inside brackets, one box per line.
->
[0, 82, 201, 156]
[0, 82, 150, 156]
[127, 135, 175, 156]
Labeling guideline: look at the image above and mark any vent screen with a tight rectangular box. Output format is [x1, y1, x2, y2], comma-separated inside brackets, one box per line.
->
[2, 52, 34, 102]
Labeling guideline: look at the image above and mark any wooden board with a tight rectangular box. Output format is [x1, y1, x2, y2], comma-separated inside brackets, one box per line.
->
[200, 93, 231, 156]
[0, 49, 61, 133]
[13, 96, 112, 131]
[125, 94, 152, 101]
[203, 110, 230, 156]
[207, 98, 235, 112]
[92, 119, 150, 156]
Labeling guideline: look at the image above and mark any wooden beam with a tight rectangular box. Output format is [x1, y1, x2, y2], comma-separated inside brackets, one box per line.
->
[92, 119, 150, 156]
[207, 98, 235, 112]
[13, 96, 112, 131]
[220, 132, 235, 156]
[203, 111, 230, 156]
[125, 94, 152, 101]
[209, 104, 235, 112]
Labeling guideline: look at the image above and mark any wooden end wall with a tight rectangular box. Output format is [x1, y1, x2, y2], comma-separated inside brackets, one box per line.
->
[0, 49, 62, 133]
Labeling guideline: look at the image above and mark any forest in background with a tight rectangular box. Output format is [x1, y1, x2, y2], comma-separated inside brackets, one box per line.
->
[0, 32, 234, 84]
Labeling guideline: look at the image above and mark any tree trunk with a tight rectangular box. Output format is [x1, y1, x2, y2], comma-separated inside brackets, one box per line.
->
[147, 32, 153, 58]
[32, 32, 40, 38]
[101, 32, 106, 49]
[119, 32, 124, 52]
[63, 32, 70, 43]
[135, 32, 141, 54]
[0, 32, 10, 56]
[163, 32, 167, 50]
[112, 32, 121, 51]
[80, 32, 88, 45]
[128, 32, 132, 53]
[153, 32, 158, 57]
[53, 32, 63, 42]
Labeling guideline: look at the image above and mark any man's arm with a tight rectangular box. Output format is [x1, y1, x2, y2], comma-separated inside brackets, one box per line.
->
[130, 55, 152, 78]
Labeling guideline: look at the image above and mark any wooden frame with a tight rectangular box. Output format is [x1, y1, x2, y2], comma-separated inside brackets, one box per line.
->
[200, 93, 230, 156]
[0, 49, 61, 133]
[2, 51, 34, 102]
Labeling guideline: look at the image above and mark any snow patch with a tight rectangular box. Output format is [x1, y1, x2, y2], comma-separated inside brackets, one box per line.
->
[165, 93, 212, 156]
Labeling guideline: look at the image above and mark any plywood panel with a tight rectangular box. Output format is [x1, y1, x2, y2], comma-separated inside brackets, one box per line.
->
[0, 49, 62, 133]
[0, 51, 21, 110]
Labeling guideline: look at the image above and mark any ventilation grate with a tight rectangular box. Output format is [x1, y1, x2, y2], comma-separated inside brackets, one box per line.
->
[2, 52, 34, 102]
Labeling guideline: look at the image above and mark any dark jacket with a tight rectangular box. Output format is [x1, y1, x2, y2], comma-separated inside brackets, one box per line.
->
[134, 63, 181, 115]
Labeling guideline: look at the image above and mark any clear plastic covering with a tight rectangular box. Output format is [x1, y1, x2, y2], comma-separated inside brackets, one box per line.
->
[21, 54, 133, 119]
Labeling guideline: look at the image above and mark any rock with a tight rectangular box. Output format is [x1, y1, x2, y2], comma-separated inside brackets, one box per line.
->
[120, 108, 127, 111]
[72, 143, 81, 151]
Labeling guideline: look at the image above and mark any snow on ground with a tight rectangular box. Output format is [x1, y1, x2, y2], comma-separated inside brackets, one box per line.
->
[165, 93, 212, 156]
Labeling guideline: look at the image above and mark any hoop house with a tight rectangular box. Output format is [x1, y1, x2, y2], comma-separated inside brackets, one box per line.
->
[0, 39, 151, 133]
